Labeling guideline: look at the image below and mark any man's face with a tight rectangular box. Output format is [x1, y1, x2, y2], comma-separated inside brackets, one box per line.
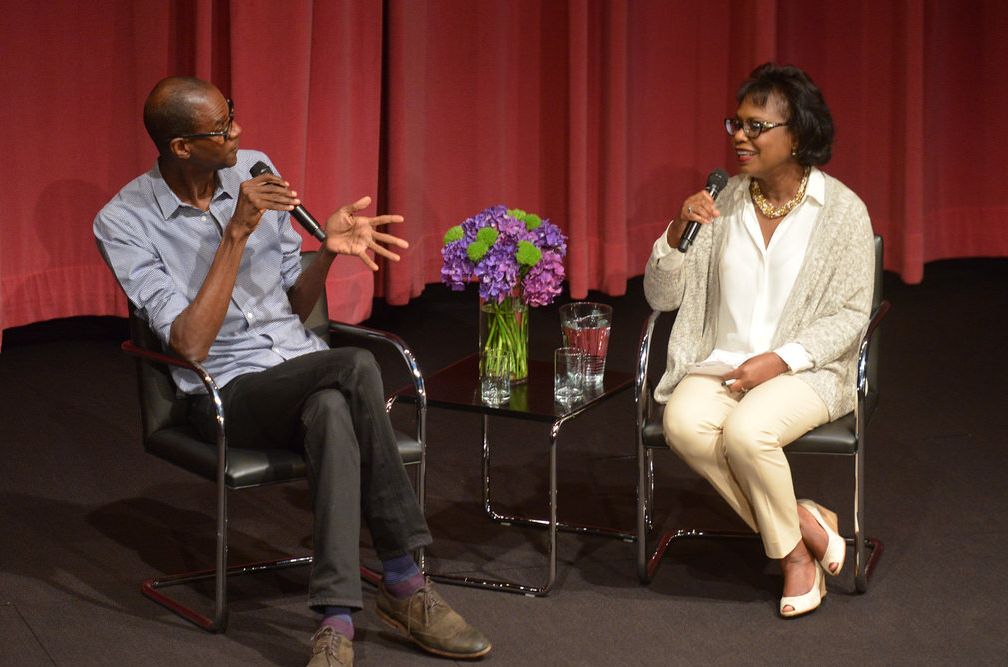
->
[177, 89, 242, 169]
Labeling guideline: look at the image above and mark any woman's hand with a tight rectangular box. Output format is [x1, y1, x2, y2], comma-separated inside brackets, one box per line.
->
[721, 352, 789, 395]
[666, 189, 722, 247]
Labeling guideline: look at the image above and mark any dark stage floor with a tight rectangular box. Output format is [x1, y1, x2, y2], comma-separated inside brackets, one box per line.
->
[1, 259, 1007, 666]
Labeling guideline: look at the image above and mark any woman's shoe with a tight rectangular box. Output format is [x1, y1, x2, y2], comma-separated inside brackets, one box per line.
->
[798, 499, 846, 576]
[779, 562, 825, 618]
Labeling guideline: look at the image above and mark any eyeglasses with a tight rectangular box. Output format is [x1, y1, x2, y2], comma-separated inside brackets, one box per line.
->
[724, 117, 788, 139]
[176, 99, 234, 140]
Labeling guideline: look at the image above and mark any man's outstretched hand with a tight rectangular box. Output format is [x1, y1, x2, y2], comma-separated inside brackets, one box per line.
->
[324, 196, 408, 271]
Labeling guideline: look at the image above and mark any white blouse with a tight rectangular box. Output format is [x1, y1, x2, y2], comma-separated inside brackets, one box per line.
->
[651, 167, 825, 372]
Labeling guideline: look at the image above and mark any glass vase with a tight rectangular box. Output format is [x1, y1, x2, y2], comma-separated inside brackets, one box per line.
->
[479, 294, 529, 384]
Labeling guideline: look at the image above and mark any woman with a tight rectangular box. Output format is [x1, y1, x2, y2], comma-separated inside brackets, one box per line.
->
[643, 63, 874, 617]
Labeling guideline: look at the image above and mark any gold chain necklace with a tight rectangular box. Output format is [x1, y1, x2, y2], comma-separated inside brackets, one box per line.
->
[749, 168, 811, 219]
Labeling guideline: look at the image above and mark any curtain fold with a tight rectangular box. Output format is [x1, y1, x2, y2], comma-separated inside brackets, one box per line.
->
[2, 0, 1007, 344]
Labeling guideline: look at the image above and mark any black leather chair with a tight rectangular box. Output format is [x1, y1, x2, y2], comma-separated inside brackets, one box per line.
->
[635, 236, 889, 592]
[121, 252, 427, 631]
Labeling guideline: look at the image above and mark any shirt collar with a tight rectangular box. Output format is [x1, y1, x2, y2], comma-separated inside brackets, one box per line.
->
[149, 159, 239, 220]
[805, 166, 825, 206]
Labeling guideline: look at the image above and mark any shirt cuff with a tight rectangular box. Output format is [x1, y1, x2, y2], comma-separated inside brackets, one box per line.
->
[651, 221, 686, 271]
[774, 342, 813, 373]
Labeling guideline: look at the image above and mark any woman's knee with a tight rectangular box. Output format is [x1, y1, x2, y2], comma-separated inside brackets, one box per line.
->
[662, 400, 716, 461]
[722, 414, 777, 467]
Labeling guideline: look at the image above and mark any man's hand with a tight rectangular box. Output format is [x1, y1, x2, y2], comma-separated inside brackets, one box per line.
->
[721, 352, 789, 395]
[324, 196, 408, 271]
[229, 173, 301, 238]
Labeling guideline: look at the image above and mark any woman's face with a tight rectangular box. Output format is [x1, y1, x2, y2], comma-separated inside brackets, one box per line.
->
[731, 91, 798, 181]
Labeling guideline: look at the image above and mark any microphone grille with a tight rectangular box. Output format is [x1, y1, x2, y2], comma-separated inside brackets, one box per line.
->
[708, 168, 729, 191]
[250, 161, 273, 177]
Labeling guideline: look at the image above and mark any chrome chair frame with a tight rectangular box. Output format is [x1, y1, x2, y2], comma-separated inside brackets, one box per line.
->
[635, 236, 889, 593]
[122, 253, 427, 632]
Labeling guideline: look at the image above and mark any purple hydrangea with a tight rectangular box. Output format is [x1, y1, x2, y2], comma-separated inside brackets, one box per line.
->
[535, 220, 567, 254]
[441, 205, 567, 307]
[440, 240, 474, 291]
[474, 237, 520, 302]
[522, 249, 566, 307]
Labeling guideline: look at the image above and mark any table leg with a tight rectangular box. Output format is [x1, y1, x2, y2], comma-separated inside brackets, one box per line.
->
[480, 415, 634, 540]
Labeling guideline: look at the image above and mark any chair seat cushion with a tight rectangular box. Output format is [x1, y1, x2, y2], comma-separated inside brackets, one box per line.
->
[788, 412, 857, 454]
[148, 426, 422, 489]
[643, 408, 858, 455]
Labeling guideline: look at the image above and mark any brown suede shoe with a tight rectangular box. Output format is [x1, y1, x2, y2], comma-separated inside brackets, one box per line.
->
[307, 627, 353, 667]
[376, 579, 492, 659]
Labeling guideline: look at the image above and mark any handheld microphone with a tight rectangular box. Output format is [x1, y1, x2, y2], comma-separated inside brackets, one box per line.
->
[249, 161, 326, 242]
[677, 168, 729, 253]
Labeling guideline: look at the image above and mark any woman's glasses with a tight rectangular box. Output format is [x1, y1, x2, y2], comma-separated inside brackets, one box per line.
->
[724, 117, 788, 139]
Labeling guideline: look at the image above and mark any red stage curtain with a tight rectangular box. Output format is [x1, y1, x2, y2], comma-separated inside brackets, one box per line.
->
[2, 0, 1007, 345]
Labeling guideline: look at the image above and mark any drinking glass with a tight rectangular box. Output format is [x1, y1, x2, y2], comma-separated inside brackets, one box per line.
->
[480, 348, 512, 405]
[559, 302, 612, 388]
[554, 347, 586, 406]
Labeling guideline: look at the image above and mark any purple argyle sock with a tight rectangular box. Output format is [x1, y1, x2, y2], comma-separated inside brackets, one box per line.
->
[319, 606, 354, 640]
[381, 554, 425, 599]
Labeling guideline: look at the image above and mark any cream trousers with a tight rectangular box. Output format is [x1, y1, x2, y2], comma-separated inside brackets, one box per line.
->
[662, 373, 829, 559]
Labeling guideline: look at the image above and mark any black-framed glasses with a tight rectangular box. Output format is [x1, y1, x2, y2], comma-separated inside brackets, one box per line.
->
[176, 99, 234, 140]
[724, 117, 788, 139]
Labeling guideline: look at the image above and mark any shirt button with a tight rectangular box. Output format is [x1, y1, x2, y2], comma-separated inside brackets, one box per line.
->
[201, 215, 207, 222]
[246, 312, 254, 319]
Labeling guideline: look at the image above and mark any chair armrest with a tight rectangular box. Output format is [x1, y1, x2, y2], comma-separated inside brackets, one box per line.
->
[121, 340, 223, 399]
[326, 322, 427, 411]
[120, 339, 227, 459]
[636, 310, 674, 427]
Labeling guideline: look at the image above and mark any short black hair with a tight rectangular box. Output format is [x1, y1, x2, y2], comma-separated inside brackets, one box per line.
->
[142, 77, 214, 153]
[736, 63, 834, 167]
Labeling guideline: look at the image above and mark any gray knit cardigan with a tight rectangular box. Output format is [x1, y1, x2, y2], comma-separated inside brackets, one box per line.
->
[643, 172, 875, 420]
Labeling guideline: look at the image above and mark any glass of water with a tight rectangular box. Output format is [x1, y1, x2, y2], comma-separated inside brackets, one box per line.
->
[480, 348, 512, 406]
[554, 347, 586, 406]
[559, 302, 612, 389]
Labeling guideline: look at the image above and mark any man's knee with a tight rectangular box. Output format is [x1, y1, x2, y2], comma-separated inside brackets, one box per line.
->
[339, 347, 382, 388]
[301, 389, 361, 460]
[302, 388, 351, 427]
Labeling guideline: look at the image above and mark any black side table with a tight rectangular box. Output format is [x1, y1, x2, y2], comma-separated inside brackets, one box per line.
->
[397, 353, 633, 596]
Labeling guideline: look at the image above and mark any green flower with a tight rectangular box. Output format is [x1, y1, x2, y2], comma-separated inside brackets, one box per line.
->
[467, 240, 490, 262]
[515, 240, 541, 267]
[476, 226, 499, 246]
[524, 213, 542, 230]
[507, 208, 527, 220]
[443, 225, 464, 245]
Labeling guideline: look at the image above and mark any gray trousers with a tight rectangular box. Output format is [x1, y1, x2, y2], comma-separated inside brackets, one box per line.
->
[189, 347, 432, 610]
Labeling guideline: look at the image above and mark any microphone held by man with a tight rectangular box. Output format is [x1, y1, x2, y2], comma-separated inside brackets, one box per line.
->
[250, 161, 327, 242]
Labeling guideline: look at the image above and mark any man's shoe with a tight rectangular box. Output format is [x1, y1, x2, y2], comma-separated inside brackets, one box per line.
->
[307, 627, 353, 667]
[376, 579, 492, 659]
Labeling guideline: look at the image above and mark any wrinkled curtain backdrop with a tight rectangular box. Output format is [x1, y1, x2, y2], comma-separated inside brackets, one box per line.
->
[2, 0, 1006, 345]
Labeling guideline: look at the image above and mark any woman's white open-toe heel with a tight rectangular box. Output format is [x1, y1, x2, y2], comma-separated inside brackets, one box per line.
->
[798, 499, 846, 576]
[779, 562, 825, 618]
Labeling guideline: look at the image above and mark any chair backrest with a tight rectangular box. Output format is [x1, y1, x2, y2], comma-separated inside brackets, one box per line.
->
[865, 235, 884, 417]
[128, 307, 190, 443]
[300, 251, 331, 342]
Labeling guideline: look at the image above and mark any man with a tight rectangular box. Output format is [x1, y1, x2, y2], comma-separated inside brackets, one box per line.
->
[94, 76, 491, 667]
